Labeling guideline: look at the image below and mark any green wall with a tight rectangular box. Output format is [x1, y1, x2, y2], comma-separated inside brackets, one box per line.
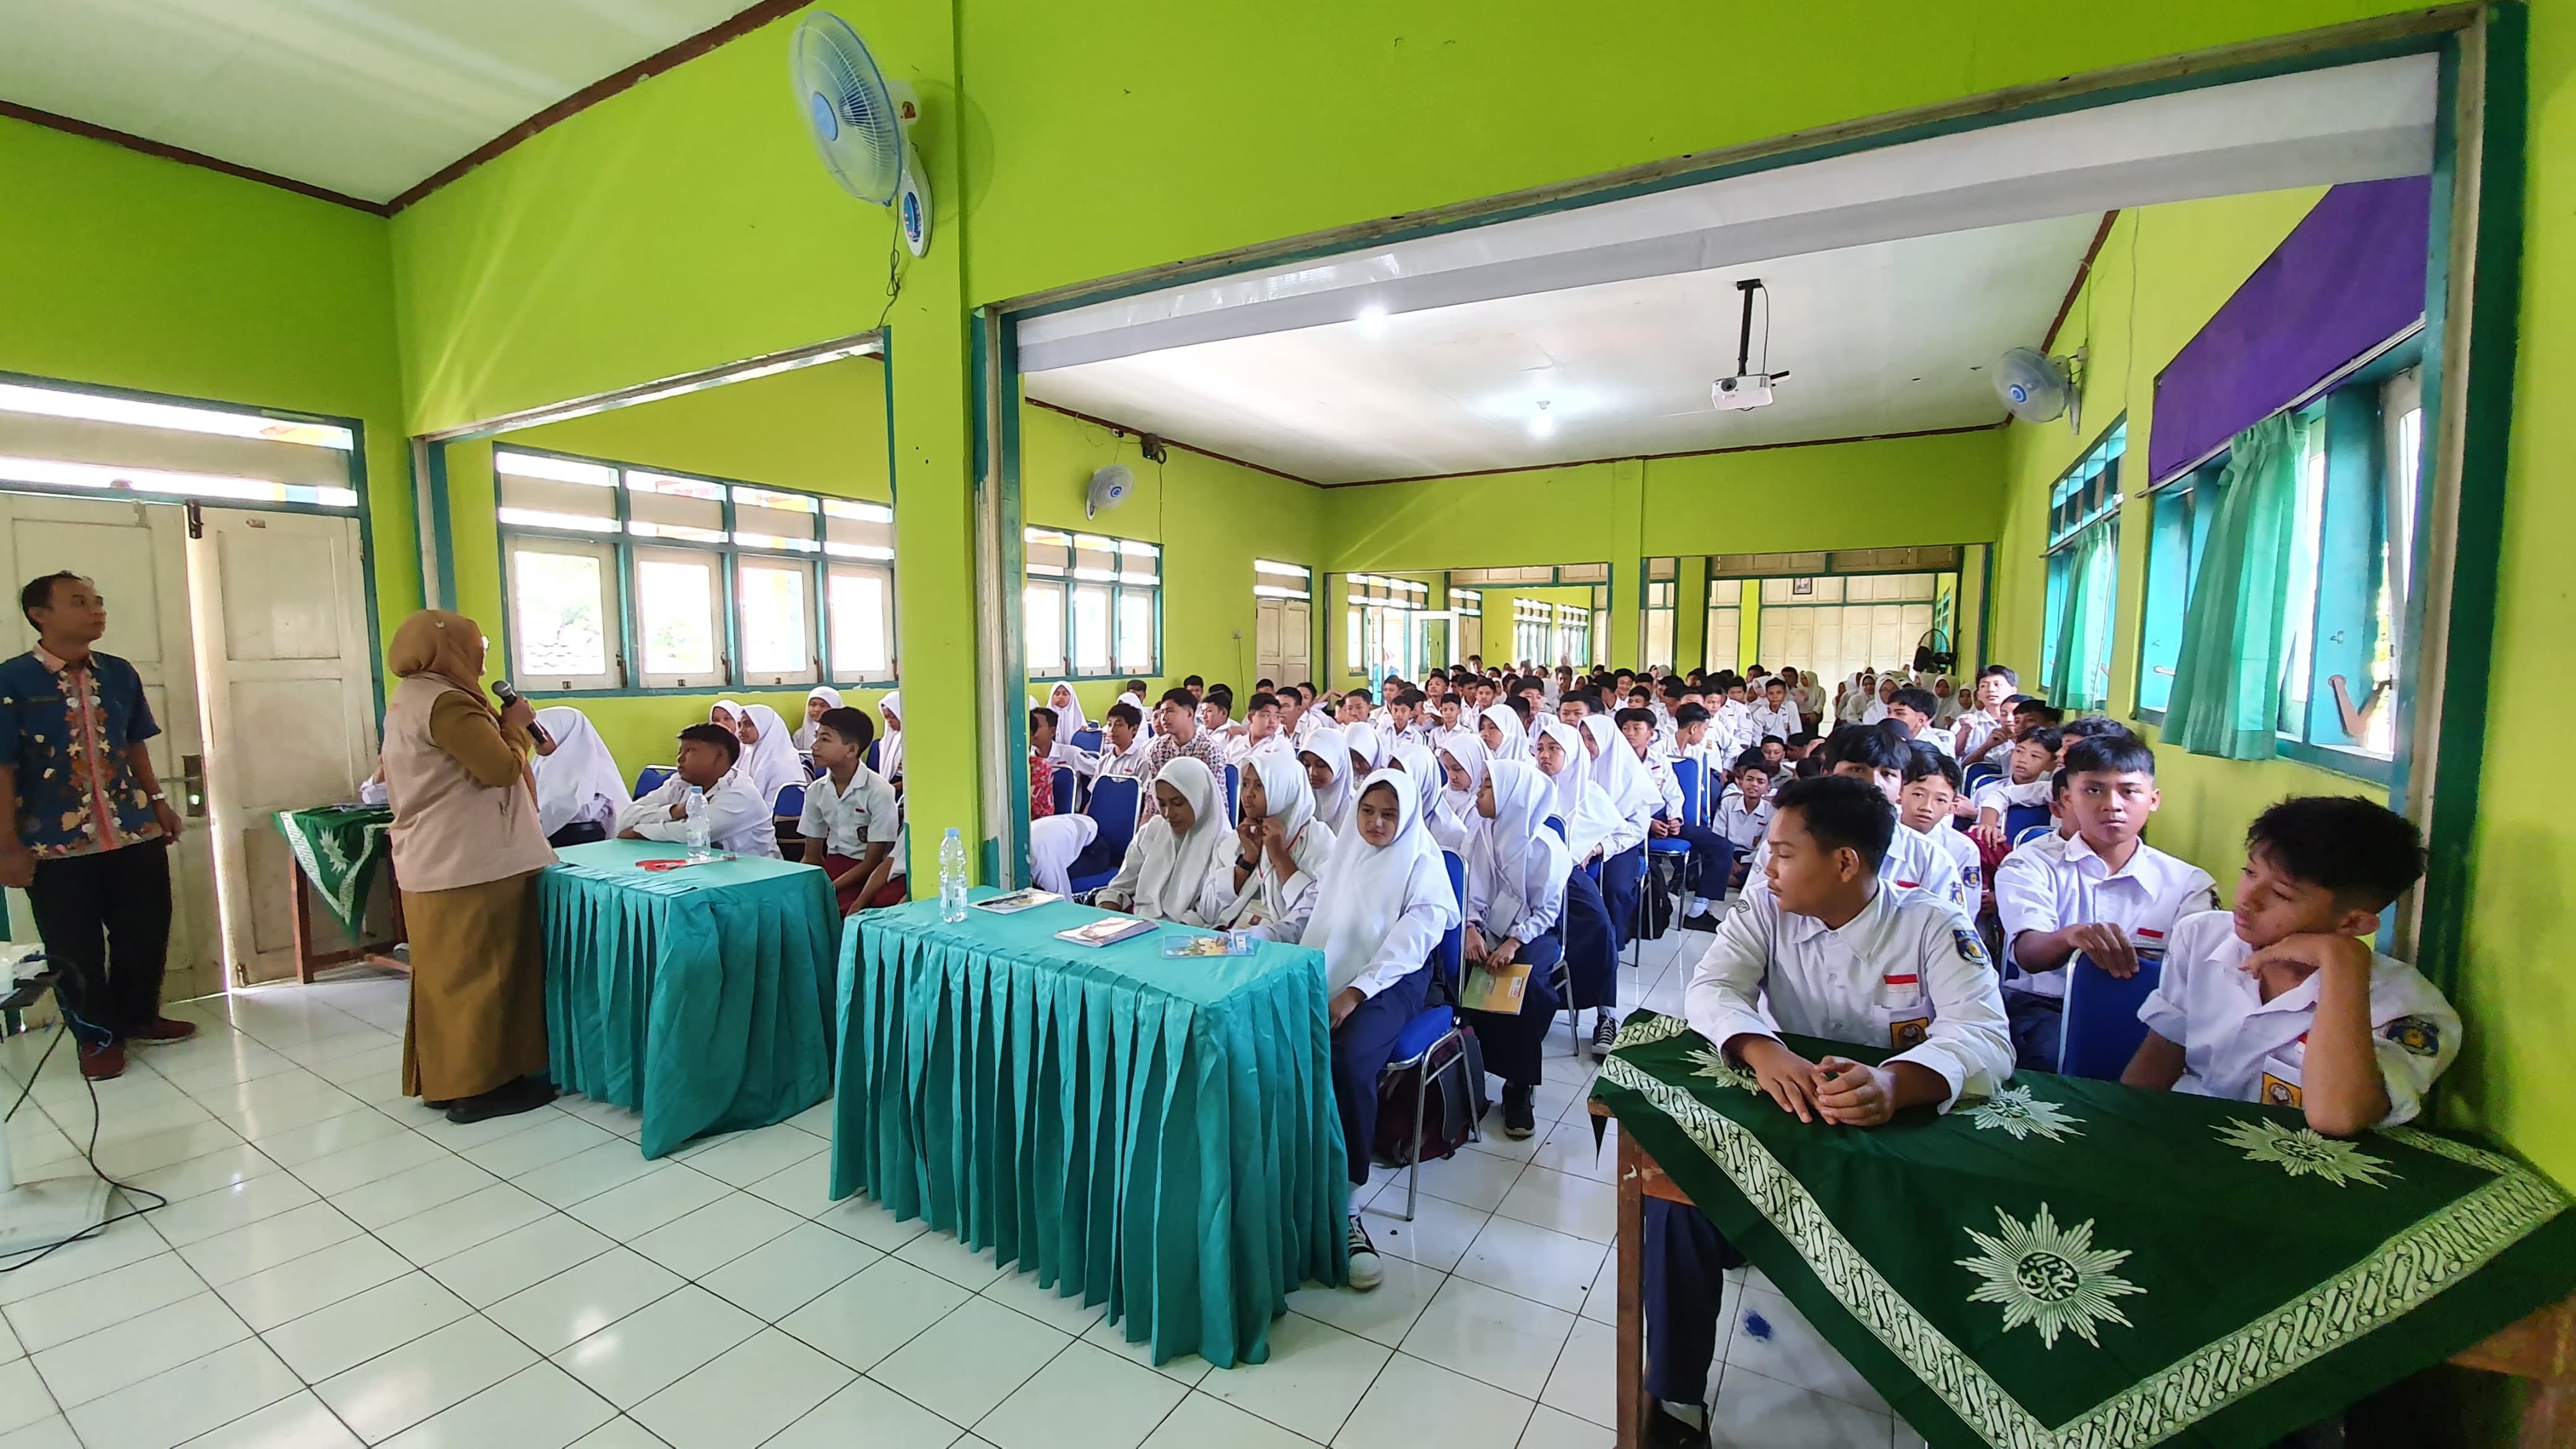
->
[0, 116, 420, 654]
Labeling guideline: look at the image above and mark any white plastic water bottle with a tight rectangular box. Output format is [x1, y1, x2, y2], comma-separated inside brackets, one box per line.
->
[684, 785, 713, 861]
[938, 827, 969, 921]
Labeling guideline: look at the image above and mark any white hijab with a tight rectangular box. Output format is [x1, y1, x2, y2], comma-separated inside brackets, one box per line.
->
[1538, 717, 1624, 860]
[1437, 735, 1488, 822]
[1345, 721, 1390, 776]
[736, 704, 806, 807]
[1303, 770, 1460, 995]
[1123, 755, 1227, 925]
[1219, 752, 1337, 930]
[1301, 726, 1354, 837]
[791, 686, 843, 751]
[1479, 703, 1529, 762]
[1582, 713, 1656, 822]
[1472, 759, 1568, 932]
[1049, 683, 1087, 741]
[531, 707, 629, 837]
[878, 691, 905, 781]
[710, 698, 745, 731]
[1390, 739, 1441, 815]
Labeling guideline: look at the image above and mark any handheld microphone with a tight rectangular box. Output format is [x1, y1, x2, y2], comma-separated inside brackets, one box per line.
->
[492, 681, 549, 747]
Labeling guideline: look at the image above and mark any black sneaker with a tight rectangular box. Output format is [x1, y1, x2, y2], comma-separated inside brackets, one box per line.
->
[1646, 1402, 1712, 1448]
[1681, 911, 1723, 933]
[1591, 1011, 1621, 1056]
[1346, 1214, 1382, 1291]
[1503, 1083, 1537, 1139]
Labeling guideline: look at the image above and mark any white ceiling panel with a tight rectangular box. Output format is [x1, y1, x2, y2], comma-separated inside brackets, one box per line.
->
[0, 0, 755, 202]
[1026, 214, 2104, 484]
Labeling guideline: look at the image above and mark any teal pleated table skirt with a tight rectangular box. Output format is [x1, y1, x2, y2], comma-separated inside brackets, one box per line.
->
[833, 892, 1349, 1368]
[541, 841, 840, 1159]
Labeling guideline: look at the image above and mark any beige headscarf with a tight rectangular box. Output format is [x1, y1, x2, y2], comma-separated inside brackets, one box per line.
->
[388, 610, 492, 712]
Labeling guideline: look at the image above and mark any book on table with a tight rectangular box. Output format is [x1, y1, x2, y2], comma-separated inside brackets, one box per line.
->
[1055, 915, 1157, 948]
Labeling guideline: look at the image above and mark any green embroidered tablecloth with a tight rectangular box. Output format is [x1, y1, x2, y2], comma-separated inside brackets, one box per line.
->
[1591, 1012, 2576, 1449]
[539, 841, 840, 1159]
[274, 805, 393, 941]
[832, 891, 1347, 1369]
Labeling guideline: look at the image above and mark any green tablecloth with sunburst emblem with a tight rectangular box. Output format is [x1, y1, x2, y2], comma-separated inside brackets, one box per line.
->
[274, 804, 394, 941]
[1590, 1012, 2576, 1449]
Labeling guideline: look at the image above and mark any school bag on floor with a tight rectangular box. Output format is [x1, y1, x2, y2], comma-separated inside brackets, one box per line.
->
[1372, 1022, 1487, 1167]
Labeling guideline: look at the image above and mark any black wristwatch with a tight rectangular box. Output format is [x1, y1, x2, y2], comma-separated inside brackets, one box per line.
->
[1237, 855, 1257, 871]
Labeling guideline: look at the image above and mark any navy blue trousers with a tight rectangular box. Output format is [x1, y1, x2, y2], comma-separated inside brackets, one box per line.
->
[1598, 843, 1646, 954]
[1331, 965, 1432, 1186]
[1561, 867, 1617, 1011]
[1643, 1199, 1743, 1404]
[1459, 928, 1564, 1087]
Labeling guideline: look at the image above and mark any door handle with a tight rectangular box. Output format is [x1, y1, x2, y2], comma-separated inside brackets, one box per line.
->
[180, 753, 209, 818]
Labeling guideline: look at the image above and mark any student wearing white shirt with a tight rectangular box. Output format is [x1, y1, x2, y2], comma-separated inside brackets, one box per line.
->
[1952, 665, 2021, 767]
[1898, 747, 1982, 902]
[1884, 685, 1953, 755]
[1456, 760, 1571, 1138]
[2126, 796, 2457, 1134]
[798, 705, 902, 910]
[1969, 725, 2062, 848]
[1745, 678, 1801, 753]
[1623, 708, 1739, 936]
[1094, 702, 1152, 782]
[1993, 733, 2218, 1073]
[1710, 749, 1777, 854]
[616, 724, 780, 859]
[1645, 775, 2011, 1438]
[1207, 751, 1335, 941]
[1741, 725, 1965, 910]
[528, 706, 628, 847]
[1225, 691, 1292, 766]
[1310, 770, 1461, 1292]
[1096, 757, 1229, 926]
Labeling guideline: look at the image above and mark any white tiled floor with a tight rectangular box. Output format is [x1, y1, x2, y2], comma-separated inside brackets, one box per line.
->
[0, 931, 1912, 1448]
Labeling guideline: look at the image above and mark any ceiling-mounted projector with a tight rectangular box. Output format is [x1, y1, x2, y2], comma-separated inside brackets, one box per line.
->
[1712, 278, 1786, 413]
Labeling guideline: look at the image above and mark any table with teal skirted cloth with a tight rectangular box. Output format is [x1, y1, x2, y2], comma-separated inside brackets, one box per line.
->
[540, 840, 840, 1159]
[832, 890, 1348, 1368]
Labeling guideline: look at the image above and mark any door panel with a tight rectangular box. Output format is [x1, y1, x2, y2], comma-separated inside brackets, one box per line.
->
[191, 511, 378, 984]
[0, 496, 221, 1001]
[1281, 601, 1310, 683]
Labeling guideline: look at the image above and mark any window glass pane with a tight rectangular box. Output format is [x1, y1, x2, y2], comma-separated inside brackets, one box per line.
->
[508, 546, 609, 680]
[739, 561, 812, 680]
[1071, 584, 1112, 671]
[1116, 591, 1154, 671]
[1024, 581, 1065, 675]
[733, 486, 820, 553]
[2277, 427, 2328, 736]
[825, 498, 896, 559]
[1025, 528, 1071, 576]
[627, 471, 726, 542]
[635, 552, 719, 679]
[831, 567, 893, 677]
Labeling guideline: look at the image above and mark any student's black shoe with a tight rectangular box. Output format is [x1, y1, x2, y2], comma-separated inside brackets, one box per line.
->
[1503, 1083, 1537, 1139]
[1681, 910, 1724, 933]
[1346, 1214, 1382, 1292]
[1591, 1012, 1621, 1056]
[1645, 1403, 1711, 1448]
[445, 1076, 554, 1125]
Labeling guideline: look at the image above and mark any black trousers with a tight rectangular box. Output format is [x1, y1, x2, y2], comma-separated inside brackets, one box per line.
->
[29, 838, 173, 1047]
[1643, 1199, 1746, 1404]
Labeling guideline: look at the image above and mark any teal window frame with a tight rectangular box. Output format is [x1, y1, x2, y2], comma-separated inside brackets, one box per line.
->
[1023, 525, 1162, 682]
[493, 443, 898, 698]
[2040, 421, 2125, 712]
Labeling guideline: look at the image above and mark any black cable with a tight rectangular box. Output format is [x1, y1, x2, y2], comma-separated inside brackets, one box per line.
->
[1, 1020, 171, 1274]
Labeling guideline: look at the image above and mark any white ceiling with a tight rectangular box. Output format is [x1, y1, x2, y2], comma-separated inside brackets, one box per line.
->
[0, 0, 754, 203]
[1028, 217, 2104, 484]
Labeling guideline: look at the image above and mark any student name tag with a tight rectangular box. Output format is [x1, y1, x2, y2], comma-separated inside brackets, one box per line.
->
[2259, 1050, 2304, 1110]
[1889, 1016, 1932, 1050]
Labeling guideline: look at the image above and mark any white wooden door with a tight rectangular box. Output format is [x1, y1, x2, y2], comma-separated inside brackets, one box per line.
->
[1255, 599, 1285, 682]
[1257, 598, 1312, 685]
[189, 510, 378, 985]
[1705, 606, 1739, 674]
[0, 495, 222, 1001]
[1459, 611, 1481, 666]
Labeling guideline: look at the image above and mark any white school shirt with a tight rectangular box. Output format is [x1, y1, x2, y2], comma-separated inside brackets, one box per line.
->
[1954, 712, 2009, 765]
[1637, 747, 1685, 820]
[1227, 731, 1292, 767]
[798, 764, 902, 858]
[616, 769, 780, 858]
[1746, 702, 1801, 745]
[1710, 791, 1775, 851]
[2137, 910, 2460, 1126]
[1685, 881, 2014, 1109]
[1973, 776, 2051, 816]
[1909, 724, 1956, 757]
[1993, 833, 2218, 999]
[1097, 736, 1153, 782]
[1924, 820, 1983, 897]
[1744, 820, 1967, 909]
[1289, 712, 1323, 747]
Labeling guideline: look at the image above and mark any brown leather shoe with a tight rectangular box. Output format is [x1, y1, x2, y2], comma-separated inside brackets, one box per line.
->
[79, 1040, 126, 1081]
[133, 1017, 198, 1043]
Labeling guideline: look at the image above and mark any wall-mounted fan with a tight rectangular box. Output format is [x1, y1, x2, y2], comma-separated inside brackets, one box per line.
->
[1086, 465, 1135, 518]
[1995, 347, 2084, 433]
[791, 11, 931, 256]
[1912, 629, 1956, 674]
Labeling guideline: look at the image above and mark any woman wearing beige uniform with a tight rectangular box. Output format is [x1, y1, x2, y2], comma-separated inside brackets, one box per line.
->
[380, 610, 558, 1124]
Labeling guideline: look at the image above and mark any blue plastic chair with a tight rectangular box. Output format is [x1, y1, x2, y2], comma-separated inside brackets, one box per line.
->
[808, 756, 828, 780]
[2002, 803, 2051, 843]
[1068, 776, 1144, 896]
[1638, 765, 1704, 965]
[1224, 763, 1240, 824]
[772, 782, 806, 822]
[1962, 760, 2003, 794]
[633, 764, 676, 798]
[1073, 728, 1103, 755]
[864, 740, 881, 773]
[1050, 765, 1076, 816]
[2058, 950, 2165, 1080]
[2012, 824, 2055, 848]
[1380, 851, 1475, 1222]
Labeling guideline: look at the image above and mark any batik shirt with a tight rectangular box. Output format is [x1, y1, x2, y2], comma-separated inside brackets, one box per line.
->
[0, 646, 164, 859]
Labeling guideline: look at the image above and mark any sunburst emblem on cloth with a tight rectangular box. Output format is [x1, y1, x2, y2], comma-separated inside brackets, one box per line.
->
[1966, 1086, 2085, 1142]
[1957, 1204, 2145, 1349]
[1683, 1046, 1759, 1093]
[2215, 1117, 2397, 1188]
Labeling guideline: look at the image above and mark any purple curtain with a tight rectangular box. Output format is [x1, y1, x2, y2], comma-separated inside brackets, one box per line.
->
[2149, 176, 2431, 484]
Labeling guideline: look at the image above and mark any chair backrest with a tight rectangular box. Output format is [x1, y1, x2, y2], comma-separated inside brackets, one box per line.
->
[634, 764, 676, 798]
[1224, 763, 1240, 824]
[1675, 757, 1707, 829]
[2058, 951, 2165, 1080]
[1084, 775, 1145, 858]
[1051, 766, 1076, 813]
[772, 783, 807, 820]
[809, 756, 828, 779]
[1543, 814, 1565, 841]
[1434, 851, 1466, 988]
[864, 740, 881, 772]
[1073, 728, 1103, 754]
[1963, 760, 2003, 793]
[2002, 803, 2052, 842]
[2011, 824, 2055, 848]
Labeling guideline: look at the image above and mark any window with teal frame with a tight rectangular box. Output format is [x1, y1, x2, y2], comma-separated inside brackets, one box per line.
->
[2040, 422, 2124, 712]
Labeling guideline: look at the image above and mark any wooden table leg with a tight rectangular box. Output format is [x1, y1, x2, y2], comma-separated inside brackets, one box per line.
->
[1618, 1124, 1647, 1449]
[290, 858, 318, 985]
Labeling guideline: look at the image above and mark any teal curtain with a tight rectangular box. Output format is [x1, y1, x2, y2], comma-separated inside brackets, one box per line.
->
[2162, 412, 2300, 759]
[2044, 521, 2115, 711]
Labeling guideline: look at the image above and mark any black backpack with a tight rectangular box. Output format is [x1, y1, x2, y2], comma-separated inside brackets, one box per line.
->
[1373, 1021, 1487, 1167]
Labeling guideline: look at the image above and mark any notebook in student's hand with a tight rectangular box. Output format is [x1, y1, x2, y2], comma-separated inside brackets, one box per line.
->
[1458, 959, 1532, 1013]
[1054, 915, 1157, 948]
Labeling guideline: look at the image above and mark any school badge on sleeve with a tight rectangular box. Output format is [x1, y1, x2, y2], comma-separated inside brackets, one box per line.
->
[2385, 1015, 2442, 1058]
[1952, 926, 1990, 968]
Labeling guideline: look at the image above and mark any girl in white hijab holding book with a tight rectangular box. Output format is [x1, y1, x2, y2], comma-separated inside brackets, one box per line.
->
[1456, 759, 1569, 1138]
[1304, 768, 1459, 1294]
[1206, 751, 1334, 940]
[1094, 756, 1227, 926]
